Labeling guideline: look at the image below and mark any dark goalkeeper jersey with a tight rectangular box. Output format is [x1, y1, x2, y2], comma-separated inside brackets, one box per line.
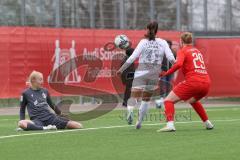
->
[20, 87, 61, 121]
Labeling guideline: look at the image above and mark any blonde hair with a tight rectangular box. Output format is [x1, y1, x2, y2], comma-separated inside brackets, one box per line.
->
[28, 71, 43, 84]
[181, 32, 193, 44]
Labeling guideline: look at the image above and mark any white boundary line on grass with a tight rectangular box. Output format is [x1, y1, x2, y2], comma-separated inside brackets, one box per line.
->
[0, 118, 240, 140]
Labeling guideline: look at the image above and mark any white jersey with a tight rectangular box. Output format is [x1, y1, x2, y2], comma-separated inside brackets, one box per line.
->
[119, 38, 175, 74]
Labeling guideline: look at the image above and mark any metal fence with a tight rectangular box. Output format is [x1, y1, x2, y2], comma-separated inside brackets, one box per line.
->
[0, 0, 239, 32]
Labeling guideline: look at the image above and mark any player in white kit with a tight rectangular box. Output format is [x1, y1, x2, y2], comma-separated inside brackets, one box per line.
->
[117, 21, 175, 129]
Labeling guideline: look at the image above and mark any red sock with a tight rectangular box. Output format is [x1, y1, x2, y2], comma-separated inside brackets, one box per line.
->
[191, 101, 208, 122]
[164, 100, 175, 121]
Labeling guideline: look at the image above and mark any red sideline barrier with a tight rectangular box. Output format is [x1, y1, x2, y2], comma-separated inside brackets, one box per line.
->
[0, 27, 181, 98]
[195, 38, 240, 97]
[1, 27, 239, 98]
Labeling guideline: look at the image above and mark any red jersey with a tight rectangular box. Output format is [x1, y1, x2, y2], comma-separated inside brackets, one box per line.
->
[165, 45, 210, 83]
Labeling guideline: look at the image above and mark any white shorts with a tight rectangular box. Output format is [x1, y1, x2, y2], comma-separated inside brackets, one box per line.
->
[132, 69, 160, 91]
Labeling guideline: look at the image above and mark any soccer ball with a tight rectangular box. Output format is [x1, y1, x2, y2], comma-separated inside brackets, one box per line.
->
[114, 34, 130, 49]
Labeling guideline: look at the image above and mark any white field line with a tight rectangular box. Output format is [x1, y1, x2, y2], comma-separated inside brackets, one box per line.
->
[206, 108, 240, 111]
[175, 107, 240, 113]
[0, 118, 240, 140]
[0, 119, 18, 121]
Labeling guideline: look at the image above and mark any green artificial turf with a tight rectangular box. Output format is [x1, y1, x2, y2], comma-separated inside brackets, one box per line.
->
[0, 106, 239, 160]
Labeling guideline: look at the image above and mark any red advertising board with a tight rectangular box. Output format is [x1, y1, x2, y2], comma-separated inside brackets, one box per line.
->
[1, 27, 239, 98]
[195, 38, 240, 96]
[0, 27, 181, 98]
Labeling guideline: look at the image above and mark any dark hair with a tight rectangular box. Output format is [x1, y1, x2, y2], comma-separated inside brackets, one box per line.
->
[166, 40, 172, 48]
[145, 21, 158, 41]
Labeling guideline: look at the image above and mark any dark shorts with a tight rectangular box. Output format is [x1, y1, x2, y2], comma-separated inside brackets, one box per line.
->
[33, 116, 69, 129]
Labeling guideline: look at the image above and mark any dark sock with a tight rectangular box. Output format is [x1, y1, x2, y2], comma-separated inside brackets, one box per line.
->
[24, 123, 43, 131]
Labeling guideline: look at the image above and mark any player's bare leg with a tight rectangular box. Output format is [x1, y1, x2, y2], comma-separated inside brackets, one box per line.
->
[157, 91, 180, 132]
[18, 120, 34, 129]
[66, 121, 83, 129]
[187, 97, 214, 130]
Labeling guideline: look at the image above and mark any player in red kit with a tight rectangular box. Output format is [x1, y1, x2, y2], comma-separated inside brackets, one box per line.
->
[158, 32, 214, 132]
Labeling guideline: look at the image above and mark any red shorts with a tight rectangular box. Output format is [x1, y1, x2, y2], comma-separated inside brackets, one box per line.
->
[173, 80, 210, 101]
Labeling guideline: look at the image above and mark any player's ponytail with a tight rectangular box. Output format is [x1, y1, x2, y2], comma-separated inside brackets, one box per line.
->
[145, 21, 158, 41]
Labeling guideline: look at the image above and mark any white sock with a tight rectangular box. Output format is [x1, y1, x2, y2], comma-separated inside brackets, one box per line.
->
[156, 98, 165, 108]
[204, 120, 213, 127]
[204, 120, 210, 124]
[160, 97, 165, 109]
[43, 126, 49, 130]
[127, 105, 134, 113]
[167, 121, 175, 128]
[160, 97, 164, 103]
[138, 101, 149, 122]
